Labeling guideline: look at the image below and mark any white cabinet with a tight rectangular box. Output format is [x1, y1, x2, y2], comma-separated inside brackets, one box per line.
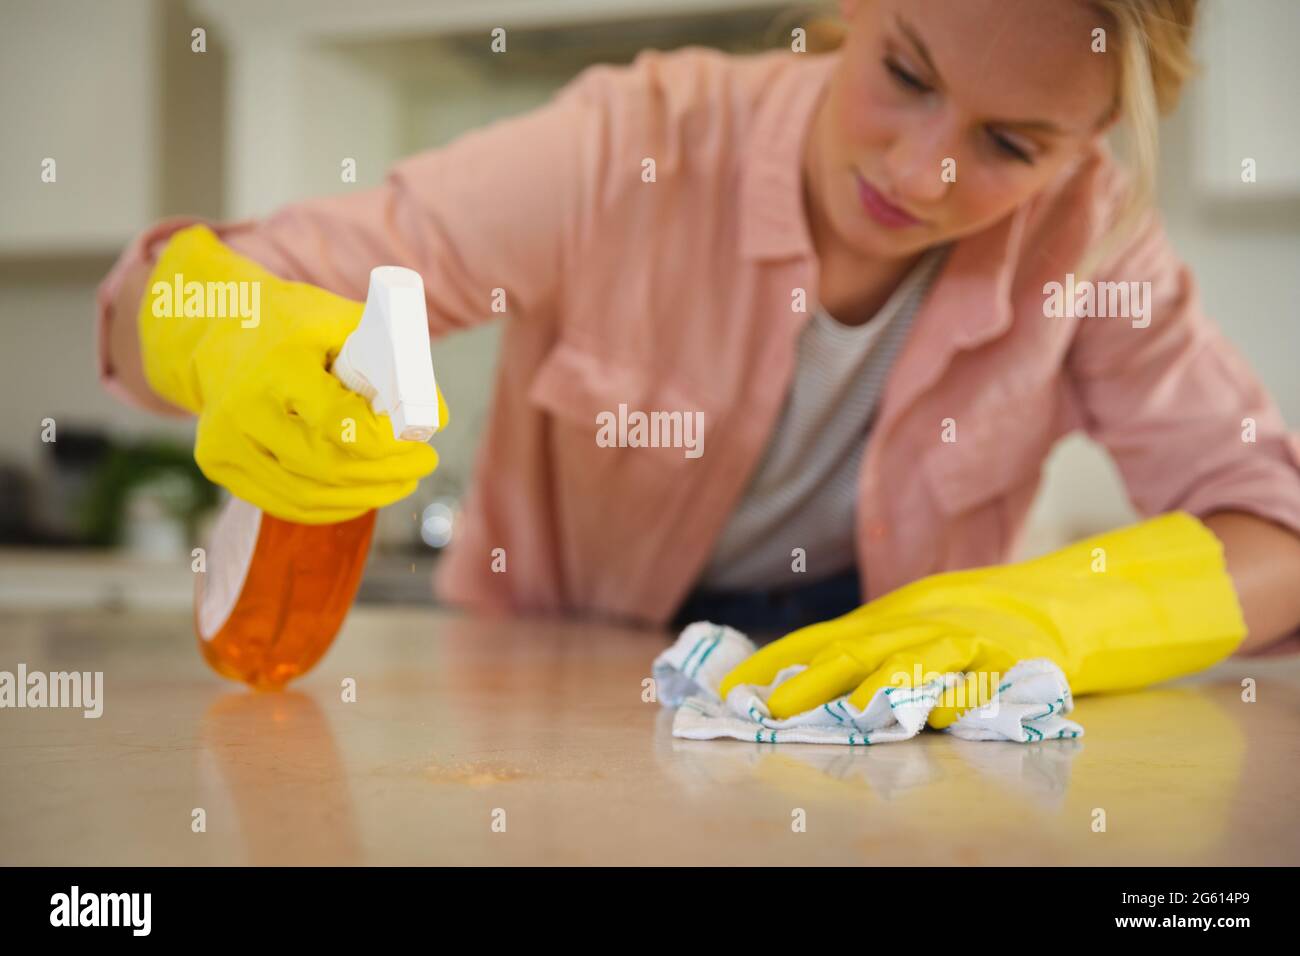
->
[1195, 0, 1300, 199]
[0, 0, 161, 255]
[191, 0, 786, 217]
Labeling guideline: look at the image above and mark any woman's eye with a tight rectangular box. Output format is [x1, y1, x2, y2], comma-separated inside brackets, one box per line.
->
[885, 58, 930, 93]
[989, 130, 1034, 165]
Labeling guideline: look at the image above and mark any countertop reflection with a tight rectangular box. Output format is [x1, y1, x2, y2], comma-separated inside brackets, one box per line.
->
[1, 606, 1296, 865]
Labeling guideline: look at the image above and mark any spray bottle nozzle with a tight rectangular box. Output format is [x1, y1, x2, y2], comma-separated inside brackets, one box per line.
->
[331, 266, 441, 442]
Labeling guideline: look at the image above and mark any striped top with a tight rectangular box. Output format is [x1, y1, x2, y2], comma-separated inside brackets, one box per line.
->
[697, 245, 950, 590]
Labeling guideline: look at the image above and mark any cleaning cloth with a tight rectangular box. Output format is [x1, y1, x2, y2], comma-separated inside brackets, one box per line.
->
[654, 621, 1084, 745]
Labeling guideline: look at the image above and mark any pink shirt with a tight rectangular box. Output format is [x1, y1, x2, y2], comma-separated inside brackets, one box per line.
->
[97, 47, 1300, 628]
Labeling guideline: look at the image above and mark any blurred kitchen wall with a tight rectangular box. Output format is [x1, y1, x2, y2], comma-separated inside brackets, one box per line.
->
[0, 0, 1297, 565]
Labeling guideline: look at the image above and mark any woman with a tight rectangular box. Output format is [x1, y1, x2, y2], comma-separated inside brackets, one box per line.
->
[99, 0, 1300, 711]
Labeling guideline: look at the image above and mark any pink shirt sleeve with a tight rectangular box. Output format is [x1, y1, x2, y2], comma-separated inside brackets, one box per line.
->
[1066, 202, 1300, 538]
[96, 62, 615, 408]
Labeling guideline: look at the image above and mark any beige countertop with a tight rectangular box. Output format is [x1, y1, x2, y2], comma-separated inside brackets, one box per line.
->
[1, 605, 1297, 865]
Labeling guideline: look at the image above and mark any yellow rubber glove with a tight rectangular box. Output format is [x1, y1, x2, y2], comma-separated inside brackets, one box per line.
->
[139, 225, 447, 524]
[718, 512, 1247, 726]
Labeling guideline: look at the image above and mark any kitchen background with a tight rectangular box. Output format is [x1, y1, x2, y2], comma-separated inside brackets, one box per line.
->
[1, 0, 1297, 612]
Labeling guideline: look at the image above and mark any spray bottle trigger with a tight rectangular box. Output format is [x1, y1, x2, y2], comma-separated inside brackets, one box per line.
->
[330, 266, 440, 443]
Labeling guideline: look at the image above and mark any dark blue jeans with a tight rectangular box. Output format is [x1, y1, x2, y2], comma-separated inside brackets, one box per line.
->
[669, 565, 863, 640]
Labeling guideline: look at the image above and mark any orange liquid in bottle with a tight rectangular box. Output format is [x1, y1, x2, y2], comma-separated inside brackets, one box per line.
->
[195, 500, 376, 690]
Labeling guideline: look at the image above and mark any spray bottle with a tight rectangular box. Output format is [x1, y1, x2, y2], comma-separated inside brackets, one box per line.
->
[194, 266, 440, 689]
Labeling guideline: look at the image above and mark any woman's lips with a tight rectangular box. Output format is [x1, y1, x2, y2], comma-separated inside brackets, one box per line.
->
[855, 173, 923, 229]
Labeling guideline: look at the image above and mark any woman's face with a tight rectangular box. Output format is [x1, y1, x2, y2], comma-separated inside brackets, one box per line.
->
[808, 0, 1119, 261]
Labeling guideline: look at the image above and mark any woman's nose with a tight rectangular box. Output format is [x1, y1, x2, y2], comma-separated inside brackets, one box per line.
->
[884, 121, 957, 207]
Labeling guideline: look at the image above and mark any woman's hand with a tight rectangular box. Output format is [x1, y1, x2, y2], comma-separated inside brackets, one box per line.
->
[139, 225, 445, 523]
[719, 512, 1248, 724]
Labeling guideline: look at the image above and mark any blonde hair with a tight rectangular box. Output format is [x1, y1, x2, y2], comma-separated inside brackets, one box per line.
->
[789, 0, 1200, 274]
[1086, 0, 1198, 273]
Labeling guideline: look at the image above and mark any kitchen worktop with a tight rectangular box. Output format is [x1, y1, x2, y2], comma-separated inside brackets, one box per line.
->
[1, 606, 1297, 866]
